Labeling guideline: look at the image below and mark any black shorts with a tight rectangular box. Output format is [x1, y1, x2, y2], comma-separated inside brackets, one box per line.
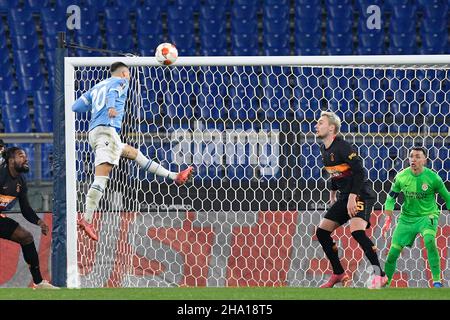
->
[0, 215, 19, 240]
[324, 197, 375, 229]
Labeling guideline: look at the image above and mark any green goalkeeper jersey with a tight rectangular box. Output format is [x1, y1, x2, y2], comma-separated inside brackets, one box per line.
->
[385, 167, 450, 218]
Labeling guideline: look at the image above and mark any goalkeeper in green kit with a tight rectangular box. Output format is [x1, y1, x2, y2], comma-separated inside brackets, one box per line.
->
[382, 147, 450, 288]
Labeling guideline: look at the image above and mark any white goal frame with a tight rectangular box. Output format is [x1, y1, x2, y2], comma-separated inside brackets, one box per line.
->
[64, 55, 450, 288]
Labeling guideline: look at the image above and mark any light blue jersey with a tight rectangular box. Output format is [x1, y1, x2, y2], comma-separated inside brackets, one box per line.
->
[72, 76, 129, 133]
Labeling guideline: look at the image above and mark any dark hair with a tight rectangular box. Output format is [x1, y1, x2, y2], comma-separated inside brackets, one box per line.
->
[410, 146, 427, 157]
[2, 147, 24, 164]
[0, 139, 4, 147]
[110, 62, 129, 73]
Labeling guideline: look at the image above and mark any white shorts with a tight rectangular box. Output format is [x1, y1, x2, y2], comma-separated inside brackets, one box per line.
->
[88, 126, 125, 167]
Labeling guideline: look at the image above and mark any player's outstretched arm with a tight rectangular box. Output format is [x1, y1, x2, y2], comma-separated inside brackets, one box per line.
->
[382, 176, 401, 238]
[72, 92, 91, 113]
[435, 175, 450, 210]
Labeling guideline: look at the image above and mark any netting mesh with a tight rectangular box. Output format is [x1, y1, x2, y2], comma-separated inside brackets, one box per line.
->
[73, 62, 450, 288]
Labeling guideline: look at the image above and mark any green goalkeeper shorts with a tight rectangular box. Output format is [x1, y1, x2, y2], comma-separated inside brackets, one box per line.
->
[391, 214, 439, 248]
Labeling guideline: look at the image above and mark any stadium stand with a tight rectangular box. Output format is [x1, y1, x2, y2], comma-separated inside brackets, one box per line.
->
[0, 0, 448, 182]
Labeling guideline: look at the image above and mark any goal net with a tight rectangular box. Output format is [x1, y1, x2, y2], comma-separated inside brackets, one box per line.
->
[64, 56, 450, 288]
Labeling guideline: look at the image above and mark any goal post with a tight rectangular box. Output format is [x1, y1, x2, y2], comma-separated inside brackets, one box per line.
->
[61, 55, 450, 288]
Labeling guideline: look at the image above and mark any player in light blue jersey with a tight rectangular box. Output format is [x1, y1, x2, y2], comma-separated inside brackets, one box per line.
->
[72, 62, 193, 241]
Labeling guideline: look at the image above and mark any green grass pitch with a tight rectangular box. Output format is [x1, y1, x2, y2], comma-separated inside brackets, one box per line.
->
[0, 287, 449, 300]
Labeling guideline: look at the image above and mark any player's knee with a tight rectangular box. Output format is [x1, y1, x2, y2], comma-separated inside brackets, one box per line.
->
[20, 230, 34, 245]
[423, 235, 436, 249]
[386, 245, 402, 263]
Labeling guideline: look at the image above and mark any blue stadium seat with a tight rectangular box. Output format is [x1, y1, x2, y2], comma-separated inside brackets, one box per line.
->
[25, 0, 49, 10]
[390, 18, 416, 33]
[0, 0, 19, 10]
[0, 74, 15, 91]
[356, 0, 384, 12]
[232, 45, 259, 55]
[177, 47, 197, 56]
[200, 4, 227, 19]
[421, 18, 447, 33]
[34, 90, 53, 105]
[359, 32, 384, 47]
[295, 32, 321, 48]
[264, 3, 289, 19]
[171, 33, 195, 50]
[232, 19, 258, 35]
[200, 18, 226, 34]
[233, 33, 258, 48]
[85, 0, 109, 8]
[11, 35, 38, 50]
[9, 21, 36, 36]
[295, 4, 322, 18]
[358, 45, 385, 55]
[232, 4, 258, 19]
[390, 32, 416, 48]
[422, 2, 448, 19]
[105, 20, 131, 35]
[4, 117, 33, 133]
[295, 18, 321, 34]
[327, 46, 353, 55]
[295, 46, 322, 56]
[391, 4, 417, 19]
[327, 32, 353, 48]
[9, 9, 33, 24]
[421, 30, 448, 50]
[327, 3, 353, 19]
[74, 34, 103, 48]
[19, 76, 45, 92]
[106, 34, 134, 52]
[136, 19, 163, 35]
[116, 0, 139, 7]
[168, 5, 194, 20]
[41, 7, 62, 22]
[1, 91, 26, 108]
[327, 19, 352, 33]
[75, 20, 100, 36]
[264, 47, 291, 55]
[200, 33, 227, 49]
[137, 33, 164, 51]
[137, 6, 162, 21]
[201, 46, 228, 56]
[264, 17, 289, 34]
[41, 143, 53, 180]
[264, 33, 289, 48]
[168, 19, 195, 35]
[35, 117, 53, 132]
[105, 7, 130, 20]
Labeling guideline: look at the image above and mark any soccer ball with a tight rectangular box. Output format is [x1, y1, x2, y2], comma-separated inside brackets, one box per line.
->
[155, 43, 178, 65]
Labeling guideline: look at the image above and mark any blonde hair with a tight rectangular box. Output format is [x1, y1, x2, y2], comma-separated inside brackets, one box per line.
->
[320, 111, 341, 134]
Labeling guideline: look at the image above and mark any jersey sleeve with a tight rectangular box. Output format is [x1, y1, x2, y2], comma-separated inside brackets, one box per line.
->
[72, 90, 92, 113]
[434, 174, 450, 210]
[108, 79, 129, 97]
[18, 181, 40, 225]
[340, 142, 364, 195]
[384, 174, 401, 211]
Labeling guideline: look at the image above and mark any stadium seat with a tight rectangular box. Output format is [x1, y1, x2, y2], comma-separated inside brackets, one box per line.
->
[327, 32, 353, 48]
[137, 33, 164, 51]
[0, 0, 19, 10]
[105, 7, 130, 21]
[168, 5, 194, 20]
[264, 33, 289, 48]
[201, 46, 228, 56]
[295, 18, 321, 34]
[359, 32, 384, 47]
[264, 17, 289, 34]
[263, 4, 289, 19]
[85, 0, 108, 8]
[25, 0, 49, 10]
[232, 4, 258, 19]
[18, 76, 45, 92]
[2, 90, 27, 106]
[11, 35, 39, 50]
[137, 6, 162, 21]
[421, 18, 447, 33]
[390, 32, 416, 48]
[34, 90, 53, 105]
[41, 144, 53, 180]
[200, 18, 226, 34]
[106, 34, 134, 52]
[4, 117, 33, 133]
[327, 19, 352, 34]
[422, 2, 448, 19]
[232, 19, 258, 35]
[390, 18, 416, 33]
[421, 31, 448, 50]
[41, 20, 66, 37]
[200, 33, 227, 49]
[8, 21, 36, 36]
[168, 19, 195, 35]
[327, 46, 353, 55]
[171, 33, 195, 50]
[233, 33, 258, 48]
[105, 20, 131, 35]
[136, 19, 163, 35]
[355, 0, 384, 12]
[75, 34, 103, 48]
[116, 0, 139, 7]
[9, 8, 33, 24]
[391, 4, 417, 19]
[295, 32, 321, 48]
[295, 4, 322, 20]
[35, 118, 53, 132]
[200, 4, 226, 19]
[327, 3, 353, 19]
[295, 46, 322, 56]
[264, 47, 291, 55]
